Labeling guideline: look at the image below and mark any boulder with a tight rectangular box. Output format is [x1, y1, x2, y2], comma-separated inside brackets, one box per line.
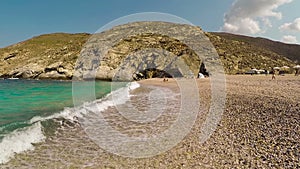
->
[38, 71, 68, 80]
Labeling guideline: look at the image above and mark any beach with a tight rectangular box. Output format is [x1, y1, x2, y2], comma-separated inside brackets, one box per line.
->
[1, 75, 299, 168]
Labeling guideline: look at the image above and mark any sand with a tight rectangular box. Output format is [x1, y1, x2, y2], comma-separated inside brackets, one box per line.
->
[1, 75, 299, 168]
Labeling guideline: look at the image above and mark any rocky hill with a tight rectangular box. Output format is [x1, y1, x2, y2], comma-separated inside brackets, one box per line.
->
[0, 22, 298, 80]
[0, 33, 90, 79]
[211, 32, 300, 64]
[207, 32, 297, 74]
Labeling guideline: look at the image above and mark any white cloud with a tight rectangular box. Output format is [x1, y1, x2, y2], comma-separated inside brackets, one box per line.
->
[279, 18, 300, 32]
[222, 0, 293, 35]
[281, 35, 298, 43]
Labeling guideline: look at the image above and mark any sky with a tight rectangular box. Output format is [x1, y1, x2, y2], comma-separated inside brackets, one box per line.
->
[0, 0, 299, 48]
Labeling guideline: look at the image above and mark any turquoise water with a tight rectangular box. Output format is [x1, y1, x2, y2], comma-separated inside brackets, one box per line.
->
[0, 79, 112, 137]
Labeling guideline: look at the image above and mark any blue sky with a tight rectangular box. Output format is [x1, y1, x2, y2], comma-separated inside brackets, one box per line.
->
[0, 0, 299, 47]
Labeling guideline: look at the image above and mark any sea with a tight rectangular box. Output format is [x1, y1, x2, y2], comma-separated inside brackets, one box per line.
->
[0, 79, 137, 164]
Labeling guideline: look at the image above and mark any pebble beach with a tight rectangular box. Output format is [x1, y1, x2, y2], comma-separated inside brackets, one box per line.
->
[1, 75, 299, 168]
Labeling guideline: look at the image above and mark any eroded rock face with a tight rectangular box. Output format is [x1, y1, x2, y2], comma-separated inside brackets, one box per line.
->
[74, 22, 219, 81]
[4, 62, 73, 80]
[6, 63, 44, 79]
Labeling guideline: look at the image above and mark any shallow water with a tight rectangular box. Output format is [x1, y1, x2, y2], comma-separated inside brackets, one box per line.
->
[0, 79, 112, 135]
[0, 79, 114, 163]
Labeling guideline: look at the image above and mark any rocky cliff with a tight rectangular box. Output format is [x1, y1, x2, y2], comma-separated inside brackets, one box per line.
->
[0, 22, 298, 80]
[74, 22, 220, 81]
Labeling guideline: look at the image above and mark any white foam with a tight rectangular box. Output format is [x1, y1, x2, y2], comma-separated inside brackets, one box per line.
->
[102, 81, 140, 107]
[29, 82, 140, 124]
[0, 82, 141, 164]
[0, 122, 45, 164]
[85, 81, 140, 113]
[29, 107, 80, 124]
[128, 81, 140, 90]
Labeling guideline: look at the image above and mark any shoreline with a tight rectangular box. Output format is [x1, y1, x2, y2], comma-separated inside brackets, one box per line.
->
[1, 73, 298, 81]
[0, 75, 299, 168]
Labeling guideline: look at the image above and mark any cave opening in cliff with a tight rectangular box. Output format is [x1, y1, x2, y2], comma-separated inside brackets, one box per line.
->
[133, 68, 183, 81]
[199, 62, 209, 77]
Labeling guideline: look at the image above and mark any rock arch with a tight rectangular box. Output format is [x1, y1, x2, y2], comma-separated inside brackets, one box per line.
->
[75, 22, 217, 81]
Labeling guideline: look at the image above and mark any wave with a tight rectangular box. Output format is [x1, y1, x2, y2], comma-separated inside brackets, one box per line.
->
[0, 122, 45, 164]
[0, 121, 28, 134]
[29, 81, 140, 122]
[0, 81, 140, 164]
